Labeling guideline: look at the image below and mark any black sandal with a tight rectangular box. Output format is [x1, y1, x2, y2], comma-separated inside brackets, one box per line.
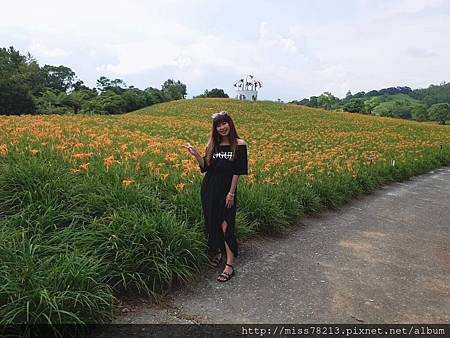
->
[208, 251, 223, 267]
[217, 263, 235, 282]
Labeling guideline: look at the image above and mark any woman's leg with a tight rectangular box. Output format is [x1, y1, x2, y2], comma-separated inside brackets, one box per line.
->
[220, 220, 234, 274]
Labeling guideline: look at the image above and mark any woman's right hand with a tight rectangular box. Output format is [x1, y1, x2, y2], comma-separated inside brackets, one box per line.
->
[183, 142, 199, 157]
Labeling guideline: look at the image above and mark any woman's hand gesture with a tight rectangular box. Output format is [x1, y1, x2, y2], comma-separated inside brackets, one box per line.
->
[225, 193, 234, 208]
[183, 142, 199, 157]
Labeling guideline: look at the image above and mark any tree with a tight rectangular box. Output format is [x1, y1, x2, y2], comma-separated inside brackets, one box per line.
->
[372, 98, 426, 120]
[143, 87, 165, 105]
[161, 79, 187, 100]
[0, 46, 43, 115]
[72, 79, 94, 93]
[195, 88, 229, 98]
[428, 103, 450, 125]
[364, 97, 383, 114]
[35, 89, 66, 114]
[343, 98, 364, 113]
[409, 102, 427, 121]
[41, 65, 76, 92]
[365, 90, 379, 97]
[96, 76, 126, 94]
[289, 98, 310, 105]
[96, 76, 112, 92]
[298, 98, 310, 105]
[307, 96, 319, 108]
[352, 91, 366, 98]
[122, 88, 147, 112]
[410, 82, 450, 106]
[35, 89, 86, 115]
[411, 108, 429, 121]
[317, 92, 340, 110]
[85, 90, 126, 114]
[62, 91, 88, 114]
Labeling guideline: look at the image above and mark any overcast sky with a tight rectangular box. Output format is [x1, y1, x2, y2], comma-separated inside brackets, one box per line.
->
[2, 0, 450, 101]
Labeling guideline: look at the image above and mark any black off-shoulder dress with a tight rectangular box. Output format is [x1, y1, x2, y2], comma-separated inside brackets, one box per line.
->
[199, 144, 248, 258]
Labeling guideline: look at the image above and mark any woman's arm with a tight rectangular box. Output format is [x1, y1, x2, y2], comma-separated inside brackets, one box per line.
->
[184, 143, 207, 171]
[195, 153, 206, 170]
[229, 175, 239, 195]
[225, 174, 240, 208]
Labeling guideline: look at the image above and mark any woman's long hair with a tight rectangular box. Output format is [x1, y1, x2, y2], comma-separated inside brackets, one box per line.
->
[205, 111, 240, 166]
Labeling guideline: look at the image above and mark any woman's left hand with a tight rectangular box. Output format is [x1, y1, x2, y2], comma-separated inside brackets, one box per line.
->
[225, 193, 234, 208]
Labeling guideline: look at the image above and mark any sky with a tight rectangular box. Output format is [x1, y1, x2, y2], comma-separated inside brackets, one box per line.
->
[1, 0, 450, 101]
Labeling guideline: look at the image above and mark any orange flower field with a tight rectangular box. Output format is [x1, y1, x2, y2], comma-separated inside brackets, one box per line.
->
[1, 99, 448, 190]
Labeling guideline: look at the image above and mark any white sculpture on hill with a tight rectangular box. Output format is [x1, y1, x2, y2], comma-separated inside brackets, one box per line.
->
[234, 75, 262, 101]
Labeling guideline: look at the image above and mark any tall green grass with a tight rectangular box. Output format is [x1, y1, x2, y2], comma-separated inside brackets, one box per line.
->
[0, 152, 205, 325]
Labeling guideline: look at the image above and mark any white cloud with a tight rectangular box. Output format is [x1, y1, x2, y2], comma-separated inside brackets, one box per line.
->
[29, 41, 68, 57]
[258, 22, 298, 54]
[102, 40, 182, 75]
[404, 47, 437, 58]
[366, 0, 446, 21]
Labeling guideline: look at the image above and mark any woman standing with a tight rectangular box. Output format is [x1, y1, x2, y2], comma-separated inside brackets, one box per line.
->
[184, 111, 248, 282]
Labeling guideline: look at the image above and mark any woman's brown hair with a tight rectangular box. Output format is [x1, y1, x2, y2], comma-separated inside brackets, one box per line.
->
[204, 111, 240, 166]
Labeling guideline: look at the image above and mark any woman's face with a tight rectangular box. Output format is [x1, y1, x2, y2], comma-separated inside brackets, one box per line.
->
[216, 121, 230, 137]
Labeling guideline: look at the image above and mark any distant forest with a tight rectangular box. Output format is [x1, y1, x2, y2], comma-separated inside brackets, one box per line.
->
[0, 46, 188, 115]
[290, 83, 450, 124]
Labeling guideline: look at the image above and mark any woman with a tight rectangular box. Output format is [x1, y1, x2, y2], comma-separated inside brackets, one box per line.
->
[184, 111, 248, 282]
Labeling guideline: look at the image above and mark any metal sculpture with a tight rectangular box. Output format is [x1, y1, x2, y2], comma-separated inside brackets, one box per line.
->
[234, 75, 262, 101]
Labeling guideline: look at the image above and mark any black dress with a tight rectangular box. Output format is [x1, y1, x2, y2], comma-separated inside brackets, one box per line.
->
[199, 144, 248, 258]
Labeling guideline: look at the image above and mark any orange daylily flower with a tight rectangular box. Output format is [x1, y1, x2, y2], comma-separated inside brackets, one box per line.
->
[79, 163, 90, 171]
[175, 183, 185, 191]
[104, 155, 114, 168]
[122, 179, 135, 187]
[0, 144, 7, 156]
[72, 152, 93, 160]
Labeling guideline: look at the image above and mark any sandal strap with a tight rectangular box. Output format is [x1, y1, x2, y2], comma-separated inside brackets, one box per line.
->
[217, 273, 230, 281]
[225, 263, 233, 267]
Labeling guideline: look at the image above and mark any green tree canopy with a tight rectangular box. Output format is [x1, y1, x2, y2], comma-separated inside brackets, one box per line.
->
[0, 46, 44, 115]
[343, 98, 365, 113]
[428, 103, 450, 124]
[85, 90, 126, 114]
[317, 92, 340, 110]
[161, 79, 187, 100]
[364, 97, 383, 114]
[410, 83, 450, 107]
[372, 98, 426, 120]
[195, 88, 229, 98]
[96, 76, 127, 94]
[121, 88, 148, 112]
[41, 65, 76, 93]
[144, 87, 165, 105]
